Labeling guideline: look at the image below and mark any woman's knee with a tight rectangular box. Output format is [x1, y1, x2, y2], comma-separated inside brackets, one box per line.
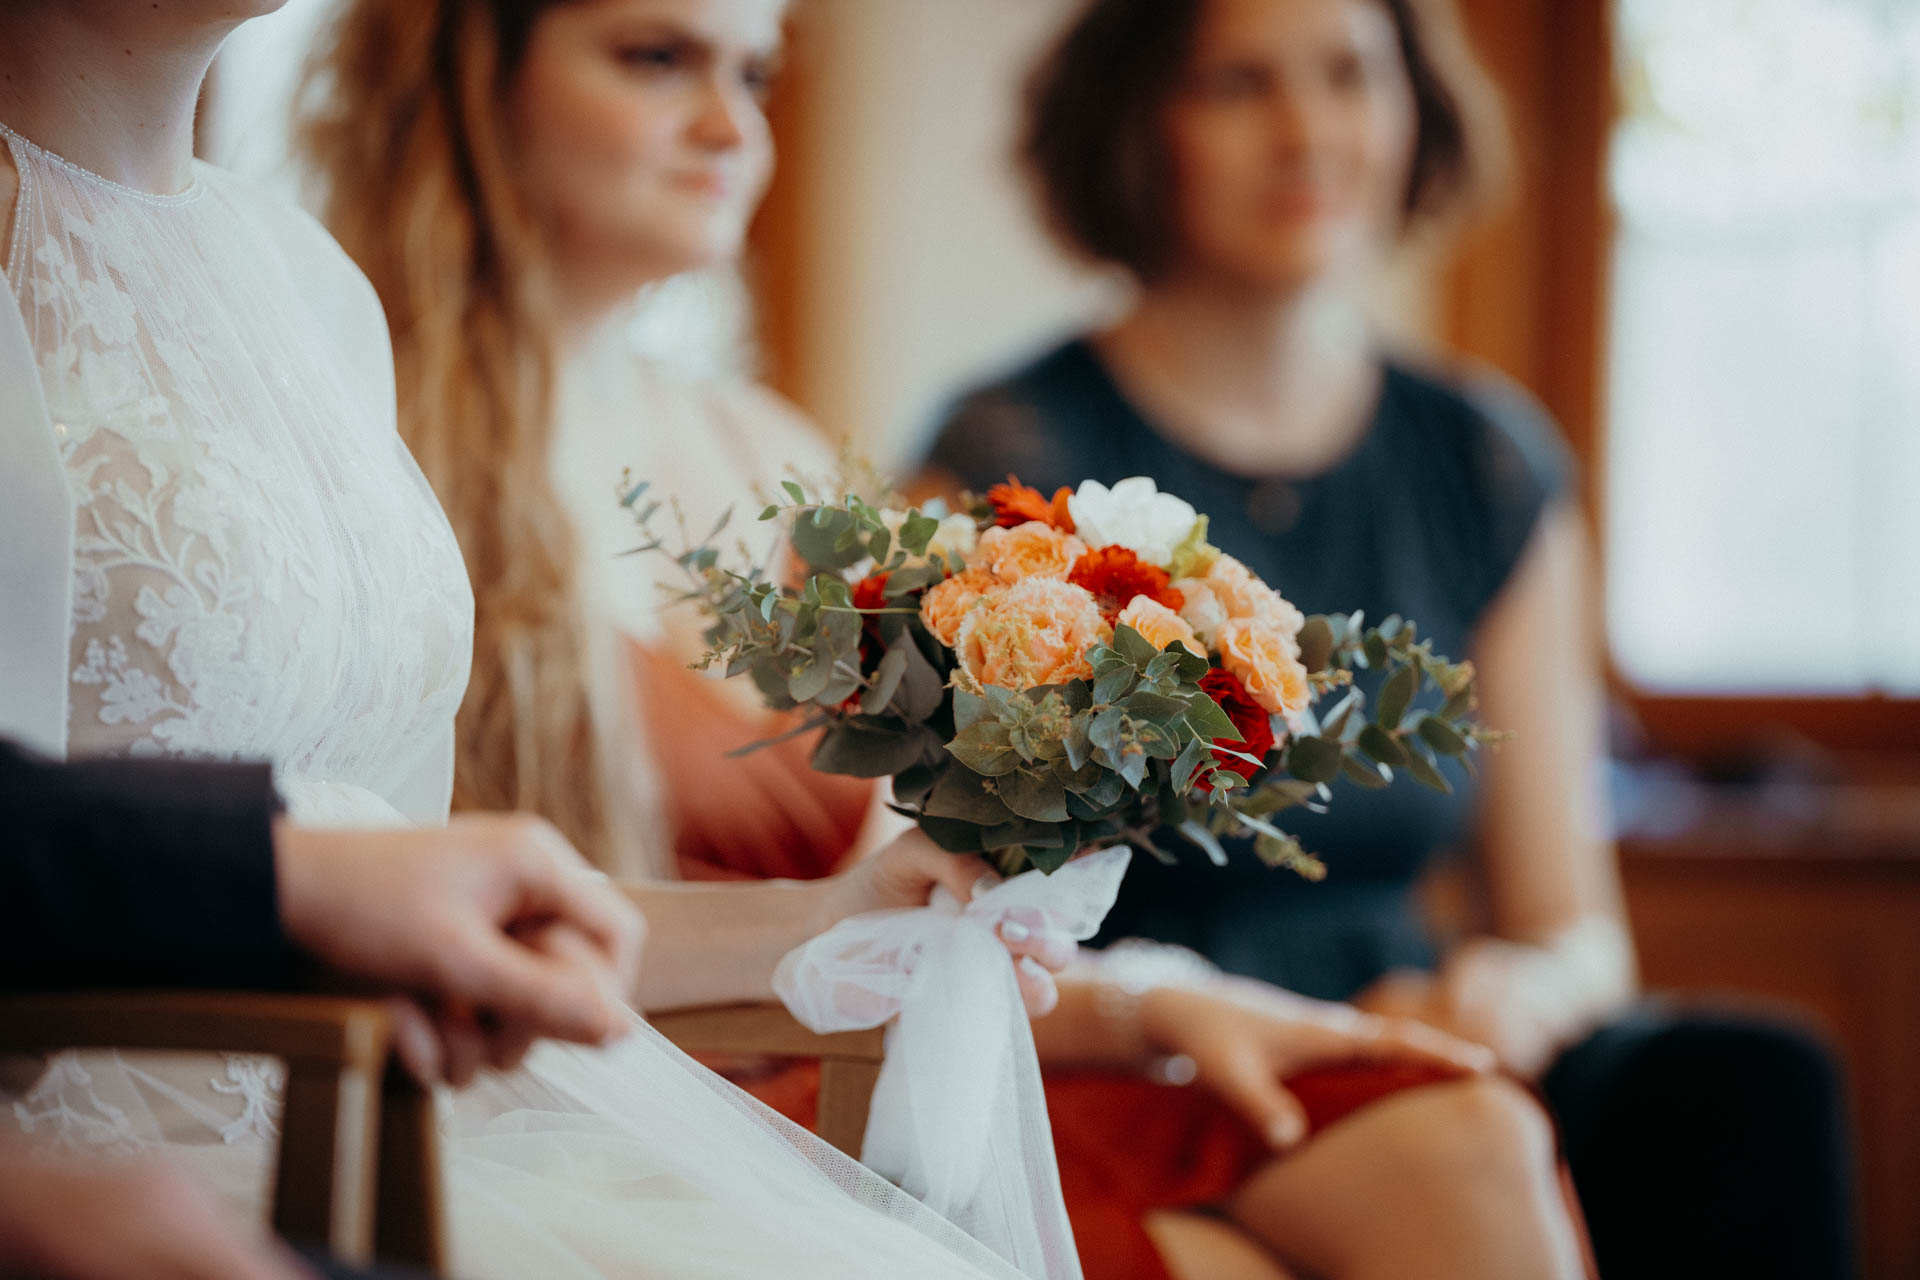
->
[1382, 1076, 1560, 1190]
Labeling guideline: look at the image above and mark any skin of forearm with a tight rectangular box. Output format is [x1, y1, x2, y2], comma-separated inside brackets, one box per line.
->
[622, 877, 836, 1011]
[1030, 969, 1184, 1070]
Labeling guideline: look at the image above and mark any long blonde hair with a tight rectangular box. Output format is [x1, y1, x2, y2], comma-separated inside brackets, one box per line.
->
[300, 0, 624, 868]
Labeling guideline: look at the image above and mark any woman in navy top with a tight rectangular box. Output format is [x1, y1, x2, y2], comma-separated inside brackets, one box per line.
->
[920, 1, 1853, 1276]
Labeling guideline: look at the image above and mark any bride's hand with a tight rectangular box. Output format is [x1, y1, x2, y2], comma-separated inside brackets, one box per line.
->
[819, 832, 1078, 1017]
[1137, 980, 1497, 1150]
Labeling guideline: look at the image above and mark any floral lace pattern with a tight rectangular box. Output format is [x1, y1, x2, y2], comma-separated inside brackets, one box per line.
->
[2, 125, 471, 1166]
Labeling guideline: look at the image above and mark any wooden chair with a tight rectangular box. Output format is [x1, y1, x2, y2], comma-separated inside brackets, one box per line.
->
[0, 993, 885, 1276]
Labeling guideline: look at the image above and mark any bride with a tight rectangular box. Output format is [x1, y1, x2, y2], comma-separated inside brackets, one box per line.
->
[0, 3, 1068, 1277]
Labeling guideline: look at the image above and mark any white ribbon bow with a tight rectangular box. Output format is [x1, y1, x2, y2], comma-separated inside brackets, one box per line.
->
[774, 845, 1132, 1280]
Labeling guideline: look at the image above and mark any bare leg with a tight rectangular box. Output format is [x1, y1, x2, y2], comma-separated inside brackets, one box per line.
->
[1225, 1077, 1587, 1280]
[1145, 1210, 1300, 1280]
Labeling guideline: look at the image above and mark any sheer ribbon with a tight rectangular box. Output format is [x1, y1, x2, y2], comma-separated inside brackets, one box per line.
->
[775, 846, 1132, 1280]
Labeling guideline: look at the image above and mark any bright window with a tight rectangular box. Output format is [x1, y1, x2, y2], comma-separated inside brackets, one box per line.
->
[1604, 0, 1920, 694]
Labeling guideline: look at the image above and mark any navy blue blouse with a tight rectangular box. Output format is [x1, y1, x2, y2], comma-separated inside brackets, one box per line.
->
[921, 337, 1570, 998]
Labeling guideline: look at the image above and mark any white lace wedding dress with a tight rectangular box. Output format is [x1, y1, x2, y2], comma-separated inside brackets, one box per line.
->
[0, 124, 1037, 1280]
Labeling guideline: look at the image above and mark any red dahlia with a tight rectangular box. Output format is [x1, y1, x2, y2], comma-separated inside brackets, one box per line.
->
[1199, 667, 1276, 783]
[1068, 545, 1185, 623]
[851, 571, 891, 613]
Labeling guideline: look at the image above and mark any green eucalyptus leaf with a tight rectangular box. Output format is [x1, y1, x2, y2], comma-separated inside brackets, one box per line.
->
[1340, 753, 1393, 789]
[1362, 632, 1389, 670]
[1111, 625, 1160, 667]
[787, 655, 832, 704]
[917, 816, 986, 853]
[1133, 720, 1183, 760]
[953, 687, 989, 734]
[1181, 694, 1240, 744]
[1093, 666, 1135, 705]
[924, 768, 1016, 825]
[1440, 684, 1477, 721]
[947, 726, 1020, 776]
[758, 504, 781, 522]
[781, 480, 806, 503]
[1357, 722, 1409, 767]
[1171, 735, 1215, 795]
[1126, 690, 1190, 723]
[1417, 714, 1470, 757]
[900, 512, 941, 556]
[999, 771, 1071, 822]
[1318, 688, 1363, 740]
[893, 639, 946, 722]
[1403, 744, 1453, 794]
[811, 721, 934, 778]
[1022, 845, 1075, 875]
[859, 647, 908, 715]
[1375, 664, 1417, 729]
[1239, 777, 1322, 816]
[1177, 818, 1229, 867]
[1285, 734, 1343, 784]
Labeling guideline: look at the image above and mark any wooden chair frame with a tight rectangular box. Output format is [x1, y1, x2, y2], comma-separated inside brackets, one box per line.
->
[0, 993, 884, 1276]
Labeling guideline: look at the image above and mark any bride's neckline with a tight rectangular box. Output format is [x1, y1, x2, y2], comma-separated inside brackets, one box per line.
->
[0, 119, 206, 206]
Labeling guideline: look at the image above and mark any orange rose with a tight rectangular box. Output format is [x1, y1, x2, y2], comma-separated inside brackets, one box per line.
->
[1114, 596, 1204, 657]
[919, 568, 1002, 648]
[1216, 617, 1311, 726]
[956, 578, 1110, 690]
[1204, 555, 1305, 653]
[973, 520, 1086, 582]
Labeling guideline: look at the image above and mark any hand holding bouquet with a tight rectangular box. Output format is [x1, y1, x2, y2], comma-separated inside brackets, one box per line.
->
[624, 473, 1495, 878]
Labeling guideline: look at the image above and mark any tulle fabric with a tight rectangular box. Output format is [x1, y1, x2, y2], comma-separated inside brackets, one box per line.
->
[776, 847, 1132, 1280]
[0, 126, 1039, 1279]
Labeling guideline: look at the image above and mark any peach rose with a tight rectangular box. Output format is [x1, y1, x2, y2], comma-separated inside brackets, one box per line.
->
[1203, 555, 1306, 653]
[956, 578, 1110, 690]
[973, 520, 1086, 582]
[1216, 617, 1312, 726]
[1115, 596, 1205, 657]
[1170, 577, 1229, 644]
[919, 568, 1002, 648]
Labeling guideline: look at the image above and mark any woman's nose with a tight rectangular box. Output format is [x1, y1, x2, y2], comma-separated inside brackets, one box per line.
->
[689, 75, 755, 151]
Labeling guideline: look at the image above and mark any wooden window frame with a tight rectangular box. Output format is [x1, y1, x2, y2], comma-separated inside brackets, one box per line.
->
[1446, 0, 1920, 760]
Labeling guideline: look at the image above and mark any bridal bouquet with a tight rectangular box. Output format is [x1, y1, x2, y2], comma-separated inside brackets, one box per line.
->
[623, 474, 1492, 878]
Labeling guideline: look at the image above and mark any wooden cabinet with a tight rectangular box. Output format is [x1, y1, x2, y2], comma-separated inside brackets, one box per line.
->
[1623, 835, 1920, 1280]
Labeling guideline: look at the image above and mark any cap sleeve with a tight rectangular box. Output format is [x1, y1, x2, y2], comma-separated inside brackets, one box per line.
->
[1455, 372, 1577, 622]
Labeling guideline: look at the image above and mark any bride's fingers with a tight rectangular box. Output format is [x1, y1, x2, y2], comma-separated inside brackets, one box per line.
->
[996, 910, 1077, 973]
[437, 1011, 488, 1088]
[1341, 1013, 1496, 1074]
[387, 998, 444, 1086]
[1014, 955, 1060, 1017]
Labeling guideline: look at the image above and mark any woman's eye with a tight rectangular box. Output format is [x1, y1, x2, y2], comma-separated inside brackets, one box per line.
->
[1194, 64, 1270, 101]
[616, 42, 690, 72]
[741, 58, 780, 99]
[1326, 50, 1368, 92]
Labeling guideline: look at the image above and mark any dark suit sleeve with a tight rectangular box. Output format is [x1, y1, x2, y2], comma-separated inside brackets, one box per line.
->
[0, 740, 299, 992]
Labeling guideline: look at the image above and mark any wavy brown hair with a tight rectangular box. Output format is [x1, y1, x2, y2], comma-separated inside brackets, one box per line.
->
[1024, 0, 1508, 280]
[299, 0, 630, 870]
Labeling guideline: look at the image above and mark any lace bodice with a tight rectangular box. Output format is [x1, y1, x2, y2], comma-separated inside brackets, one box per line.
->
[2, 125, 471, 823]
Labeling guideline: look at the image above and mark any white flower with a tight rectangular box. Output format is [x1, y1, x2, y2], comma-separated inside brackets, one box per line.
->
[1067, 477, 1200, 569]
[930, 513, 979, 559]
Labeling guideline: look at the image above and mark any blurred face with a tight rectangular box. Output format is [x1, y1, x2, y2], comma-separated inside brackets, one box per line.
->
[1161, 0, 1417, 291]
[508, 0, 784, 310]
